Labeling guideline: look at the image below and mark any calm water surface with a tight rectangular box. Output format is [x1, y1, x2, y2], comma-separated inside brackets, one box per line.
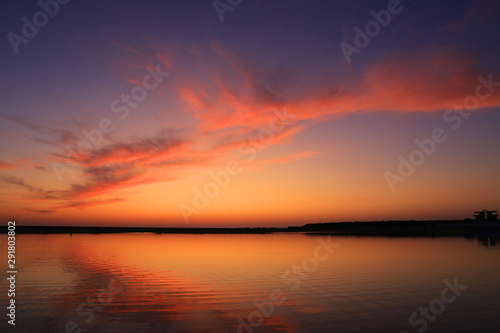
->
[1, 233, 499, 332]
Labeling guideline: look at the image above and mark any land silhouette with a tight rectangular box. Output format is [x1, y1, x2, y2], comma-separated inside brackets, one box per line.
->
[4, 216, 500, 238]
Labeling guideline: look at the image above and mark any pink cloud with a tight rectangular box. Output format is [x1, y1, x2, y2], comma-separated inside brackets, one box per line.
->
[3, 43, 499, 214]
[0, 160, 15, 170]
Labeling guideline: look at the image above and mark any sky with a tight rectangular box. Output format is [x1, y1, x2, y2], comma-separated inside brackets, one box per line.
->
[0, 0, 499, 227]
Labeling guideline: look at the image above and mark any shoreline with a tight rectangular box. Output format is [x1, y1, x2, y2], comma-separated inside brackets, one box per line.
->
[2, 220, 500, 237]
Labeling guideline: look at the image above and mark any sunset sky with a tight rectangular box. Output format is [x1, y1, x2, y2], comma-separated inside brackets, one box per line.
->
[1, 0, 499, 227]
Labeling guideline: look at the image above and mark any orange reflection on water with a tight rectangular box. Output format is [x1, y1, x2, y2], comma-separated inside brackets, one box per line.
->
[4, 233, 500, 332]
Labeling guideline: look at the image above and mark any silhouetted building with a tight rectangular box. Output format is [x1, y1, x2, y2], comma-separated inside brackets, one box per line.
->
[475, 210, 486, 220]
[474, 209, 498, 221]
[486, 210, 499, 220]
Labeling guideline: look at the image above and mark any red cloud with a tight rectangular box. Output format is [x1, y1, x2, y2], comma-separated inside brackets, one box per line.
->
[4, 43, 499, 214]
[359, 48, 500, 112]
[0, 160, 15, 169]
[176, 44, 500, 134]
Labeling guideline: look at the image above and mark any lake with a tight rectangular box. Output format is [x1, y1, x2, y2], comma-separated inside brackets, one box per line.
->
[1, 233, 499, 332]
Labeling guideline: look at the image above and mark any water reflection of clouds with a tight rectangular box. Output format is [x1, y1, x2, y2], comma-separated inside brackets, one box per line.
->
[49, 241, 293, 332]
[10, 234, 500, 332]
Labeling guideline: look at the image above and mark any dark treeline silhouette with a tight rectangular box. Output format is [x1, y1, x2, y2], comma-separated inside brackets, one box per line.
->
[3, 219, 500, 237]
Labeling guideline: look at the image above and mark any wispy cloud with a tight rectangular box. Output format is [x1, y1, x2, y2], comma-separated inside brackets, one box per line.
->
[53, 198, 126, 210]
[25, 208, 57, 214]
[0, 160, 15, 170]
[2, 41, 499, 215]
